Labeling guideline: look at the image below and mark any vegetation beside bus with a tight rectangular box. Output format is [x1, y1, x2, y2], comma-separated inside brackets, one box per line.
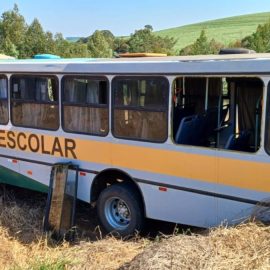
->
[0, 5, 176, 58]
[2, 5, 270, 59]
[0, 186, 269, 270]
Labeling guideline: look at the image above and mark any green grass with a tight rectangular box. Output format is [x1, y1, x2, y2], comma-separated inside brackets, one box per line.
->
[155, 12, 270, 52]
[65, 12, 270, 52]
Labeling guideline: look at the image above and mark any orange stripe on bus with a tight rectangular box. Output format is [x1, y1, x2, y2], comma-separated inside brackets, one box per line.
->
[1, 130, 269, 193]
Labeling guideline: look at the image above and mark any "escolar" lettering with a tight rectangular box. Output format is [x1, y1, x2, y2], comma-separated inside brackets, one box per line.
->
[0, 130, 77, 159]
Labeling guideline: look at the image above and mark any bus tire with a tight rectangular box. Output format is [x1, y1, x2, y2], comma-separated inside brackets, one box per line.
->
[97, 183, 144, 237]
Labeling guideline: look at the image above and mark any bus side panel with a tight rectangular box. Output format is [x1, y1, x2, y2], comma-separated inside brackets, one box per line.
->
[19, 160, 51, 187]
[18, 161, 92, 202]
[0, 156, 19, 174]
[217, 199, 254, 225]
[140, 183, 218, 227]
[0, 157, 93, 202]
[0, 158, 48, 193]
[68, 169, 92, 203]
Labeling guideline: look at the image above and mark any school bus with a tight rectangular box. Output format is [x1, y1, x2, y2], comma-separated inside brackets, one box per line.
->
[0, 53, 269, 236]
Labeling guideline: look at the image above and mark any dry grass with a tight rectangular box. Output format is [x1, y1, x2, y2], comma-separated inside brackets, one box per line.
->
[0, 187, 269, 270]
[122, 223, 270, 270]
[0, 188, 148, 270]
[0, 226, 147, 270]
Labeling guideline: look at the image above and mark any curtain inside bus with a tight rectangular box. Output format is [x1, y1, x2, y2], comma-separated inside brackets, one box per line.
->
[236, 79, 262, 148]
[11, 76, 59, 130]
[63, 78, 108, 135]
[0, 78, 8, 124]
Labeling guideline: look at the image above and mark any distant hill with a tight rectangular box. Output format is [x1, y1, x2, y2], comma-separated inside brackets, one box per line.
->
[156, 12, 270, 52]
[66, 37, 81, 42]
[66, 12, 270, 50]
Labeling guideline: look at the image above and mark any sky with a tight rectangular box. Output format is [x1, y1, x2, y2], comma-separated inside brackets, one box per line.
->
[1, 0, 270, 37]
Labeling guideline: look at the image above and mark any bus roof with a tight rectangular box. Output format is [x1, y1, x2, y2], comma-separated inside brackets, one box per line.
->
[1, 53, 270, 75]
[1, 53, 270, 63]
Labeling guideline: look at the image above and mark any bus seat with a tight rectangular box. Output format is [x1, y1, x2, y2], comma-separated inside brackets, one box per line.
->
[224, 130, 251, 151]
[203, 108, 218, 135]
[173, 105, 195, 138]
[175, 114, 198, 145]
[200, 106, 229, 146]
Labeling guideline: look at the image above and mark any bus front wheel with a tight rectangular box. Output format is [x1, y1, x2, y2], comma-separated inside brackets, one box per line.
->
[97, 183, 144, 237]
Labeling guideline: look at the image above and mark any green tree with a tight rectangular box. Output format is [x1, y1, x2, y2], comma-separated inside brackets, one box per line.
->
[100, 30, 115, 48]
[23, 18, 47, 57]
[44, 31, 56, 54]
[69, 42, 89, 58]
[0, 4, 27, 58]
[128, 25, 176, 55]
[53, 33, 90, 58]
[54, 33, 72, 57]
[0, 37, 19, 57]
[114, 37, 130, 53]
[87, 30, 112, 58]
[241, 20, 270, 52]
[144, 25, 153, 31]
[180, 30, 223, 55]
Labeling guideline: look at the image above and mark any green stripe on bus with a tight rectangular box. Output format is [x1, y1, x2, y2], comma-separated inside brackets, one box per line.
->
[0, 165, 48, 193]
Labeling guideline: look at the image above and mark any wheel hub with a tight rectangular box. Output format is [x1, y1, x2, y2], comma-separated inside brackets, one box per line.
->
[104, 197, 131, 230]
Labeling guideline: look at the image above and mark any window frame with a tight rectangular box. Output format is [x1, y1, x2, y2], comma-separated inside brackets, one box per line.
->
[10, 74, 60, 131]
[112, 75, 169, 143]
[61, 75, 109, 137]
[0, 74, 9, 125]
[172, 75, 264, 154]
[264, 81, 270, 155]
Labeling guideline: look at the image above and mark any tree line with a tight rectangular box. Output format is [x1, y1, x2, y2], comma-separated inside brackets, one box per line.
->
[0, 5, 176, 58]
[179, 19, 270, 55]
[1, 4, 270, 58]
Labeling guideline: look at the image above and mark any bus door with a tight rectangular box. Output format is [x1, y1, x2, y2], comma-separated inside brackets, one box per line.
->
[217, 77, 264, 224]
[172, 77, 219, 226]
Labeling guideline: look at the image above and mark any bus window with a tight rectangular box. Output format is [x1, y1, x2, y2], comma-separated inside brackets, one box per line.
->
[0, 76, 8, 125]
[11, 75, 59, 130]
[62, 77, 108, 136]
[173, 77, 222, 147]
[173, 77, 263, 153]
[112, 76, 168, 142]
[220, 78, 263, 152]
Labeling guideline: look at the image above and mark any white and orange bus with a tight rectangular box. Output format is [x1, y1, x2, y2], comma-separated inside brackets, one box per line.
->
[0, 53, 269, 236]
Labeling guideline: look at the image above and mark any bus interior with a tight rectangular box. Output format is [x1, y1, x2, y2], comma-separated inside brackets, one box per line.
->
[172, 77, 263, 153]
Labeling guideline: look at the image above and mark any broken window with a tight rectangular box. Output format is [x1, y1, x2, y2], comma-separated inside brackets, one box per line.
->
[172, 77, 263, 153]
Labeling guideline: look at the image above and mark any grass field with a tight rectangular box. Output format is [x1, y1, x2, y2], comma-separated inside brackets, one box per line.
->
[0, 185, 270, 269]
[156, 12, 270, 51]
[66, 12, 270, 52]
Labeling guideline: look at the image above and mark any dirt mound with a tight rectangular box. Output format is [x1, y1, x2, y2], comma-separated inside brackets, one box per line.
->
[122, 223, 270, 270]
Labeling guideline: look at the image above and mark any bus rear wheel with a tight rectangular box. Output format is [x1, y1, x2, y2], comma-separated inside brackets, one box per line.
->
[97, 183, 144, 237]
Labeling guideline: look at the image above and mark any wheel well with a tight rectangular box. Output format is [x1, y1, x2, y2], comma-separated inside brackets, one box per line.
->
[91, 169, 145, 214]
